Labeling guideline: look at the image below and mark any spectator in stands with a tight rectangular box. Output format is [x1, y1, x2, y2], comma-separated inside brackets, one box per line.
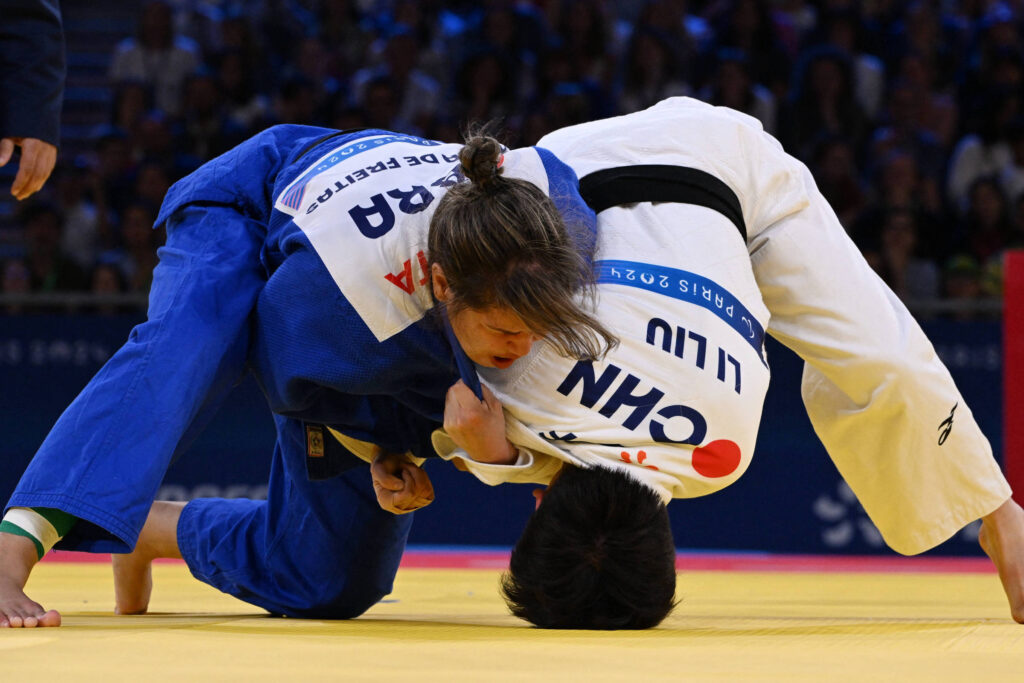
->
[108, 0, 201, 117]
[114, 201, 161, 293]
[133, 160, 173, 211]
[132, 112, 200, 181]
[998, 117, 1024, 207]
[632, 0, 699, 85]
[351, 27, 441, 135]
[854, 147, 948, 259]
[813, 8, 886, 122]
[552, 0, 617, 91]
[0, 259, 32, 314]
[946, 85, 1019, 213]
[53, 162, 103, 271]
[864, 207, 940, 304]
[455, 49, 519, 124]
[20, 201, 87, 293]
[867, 78, 946, 191]
[110, 81, 154, 144]
[316, 0, 372, 76]
[178, 69, 248, 162]
[956, 176, 1013, 266]
[698, 48, 777, 135]
[888, 51, 958, 150]
[86, 126, 137, 222]
[356, 75, 402, 132]
[616, 27, 691, 115]
[705, 0, 793, 99]
[287, 36, 343, 119]
[4, 0, 1019, 311]
[780, 45, 869, 162]
[213, 50, 270, 134]
[271, 76, 320, 128]
[942, 253, 985, 321]
[809, 134, 868, 231]
[460, 1, 548, 72]
[885, 1, 962, 95]
[88, 262, 128, 316]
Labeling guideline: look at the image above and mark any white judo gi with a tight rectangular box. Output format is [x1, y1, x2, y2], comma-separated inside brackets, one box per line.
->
[433, 97, 1012, 556]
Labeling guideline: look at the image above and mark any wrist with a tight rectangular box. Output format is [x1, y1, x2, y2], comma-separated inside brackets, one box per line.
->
[488, 439, 518, 465]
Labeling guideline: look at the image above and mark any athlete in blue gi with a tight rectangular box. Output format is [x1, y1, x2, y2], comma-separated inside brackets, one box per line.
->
[0, 125, 616, 627]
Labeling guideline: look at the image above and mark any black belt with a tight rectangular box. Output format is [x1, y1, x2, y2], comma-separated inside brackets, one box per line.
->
[578, 165, 746, 242]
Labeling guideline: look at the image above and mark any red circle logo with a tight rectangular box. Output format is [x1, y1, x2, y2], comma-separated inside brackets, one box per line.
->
[691, 440, 742, 478]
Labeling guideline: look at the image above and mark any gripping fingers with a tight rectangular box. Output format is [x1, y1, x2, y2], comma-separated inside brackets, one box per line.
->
[370, 456, 404, 492]
[12, 141, 56, 200]
[403, 463, 434, 504]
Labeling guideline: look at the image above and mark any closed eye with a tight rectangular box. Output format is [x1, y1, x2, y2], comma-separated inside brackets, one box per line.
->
[486, 325, 526, 336]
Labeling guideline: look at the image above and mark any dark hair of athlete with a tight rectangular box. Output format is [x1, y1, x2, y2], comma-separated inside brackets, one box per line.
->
[500, 465, 678, 629]
[427, 131, 617, 361]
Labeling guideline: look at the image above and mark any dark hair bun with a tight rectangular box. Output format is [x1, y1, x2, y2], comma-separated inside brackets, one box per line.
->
[459, 135, 503, 190]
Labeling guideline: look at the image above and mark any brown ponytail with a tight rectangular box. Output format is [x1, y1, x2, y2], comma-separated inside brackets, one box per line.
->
[458, 134, 504, 192]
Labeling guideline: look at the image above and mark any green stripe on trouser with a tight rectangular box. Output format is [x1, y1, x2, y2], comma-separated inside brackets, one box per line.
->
[0, 520, 46, 560]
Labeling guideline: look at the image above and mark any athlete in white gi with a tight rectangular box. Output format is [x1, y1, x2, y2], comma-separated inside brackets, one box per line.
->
[438, 97, 1024, 623]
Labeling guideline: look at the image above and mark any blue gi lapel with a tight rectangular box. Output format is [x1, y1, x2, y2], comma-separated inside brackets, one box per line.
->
[440, 311, 484, 400]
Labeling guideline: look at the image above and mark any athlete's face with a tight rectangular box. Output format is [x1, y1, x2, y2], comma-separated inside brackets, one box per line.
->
[448, 305, 541, 369]
[432, 264, 542, 368]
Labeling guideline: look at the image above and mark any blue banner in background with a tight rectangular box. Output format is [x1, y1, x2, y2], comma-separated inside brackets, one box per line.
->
[0, 314, 1004, 555]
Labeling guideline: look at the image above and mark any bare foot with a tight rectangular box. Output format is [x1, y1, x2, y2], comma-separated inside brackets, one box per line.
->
[978, 498, 1024, 624]
[111, 501, 185, 616]
[0, 532, 61, 627]
[112, 549, 153, 615]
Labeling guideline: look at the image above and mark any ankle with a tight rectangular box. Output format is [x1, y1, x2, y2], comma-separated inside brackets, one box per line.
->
[983, 499, 1024, 527]
[0, 532, 41, 585]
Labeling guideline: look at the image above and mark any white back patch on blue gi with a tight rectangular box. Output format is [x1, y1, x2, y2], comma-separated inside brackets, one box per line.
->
[275, 135, 554, 342]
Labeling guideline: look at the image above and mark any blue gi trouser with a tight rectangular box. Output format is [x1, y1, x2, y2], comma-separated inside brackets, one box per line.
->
[9, 203, 267, 550]
[179, 416, 413, 619]
[9, 156, 413, 617]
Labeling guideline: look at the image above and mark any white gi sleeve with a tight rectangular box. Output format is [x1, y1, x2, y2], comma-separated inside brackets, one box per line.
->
[431, 426, 566, 486]
[750, 154, 1012, 555]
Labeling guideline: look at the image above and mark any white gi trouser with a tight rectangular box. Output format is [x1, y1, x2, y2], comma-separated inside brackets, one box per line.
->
[434, 97, 1011, 556]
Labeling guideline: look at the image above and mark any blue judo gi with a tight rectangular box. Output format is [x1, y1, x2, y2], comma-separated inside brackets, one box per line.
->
[5, 125, 593, 617]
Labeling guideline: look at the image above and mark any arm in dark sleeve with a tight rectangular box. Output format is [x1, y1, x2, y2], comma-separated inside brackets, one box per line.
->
[0, 0, 66, 146]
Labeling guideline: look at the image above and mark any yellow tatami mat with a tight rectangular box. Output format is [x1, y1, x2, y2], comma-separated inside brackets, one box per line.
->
[4, 560, 1024, 681]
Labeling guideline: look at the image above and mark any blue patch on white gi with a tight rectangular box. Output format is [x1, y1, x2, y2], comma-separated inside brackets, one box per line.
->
[534, 146, 597, 253]
[596, 259, 766, 358]
[279, 134, 443, 211]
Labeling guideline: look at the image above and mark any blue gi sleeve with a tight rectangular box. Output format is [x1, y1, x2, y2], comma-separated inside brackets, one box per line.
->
[0, 0, 65, 145]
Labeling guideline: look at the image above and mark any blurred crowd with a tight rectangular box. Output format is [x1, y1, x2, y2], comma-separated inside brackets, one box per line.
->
[3, 0, 1024, 318]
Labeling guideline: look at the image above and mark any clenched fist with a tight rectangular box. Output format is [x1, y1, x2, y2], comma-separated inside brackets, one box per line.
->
[370, 450, 435, 514]
[443, 380, 517, 465]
